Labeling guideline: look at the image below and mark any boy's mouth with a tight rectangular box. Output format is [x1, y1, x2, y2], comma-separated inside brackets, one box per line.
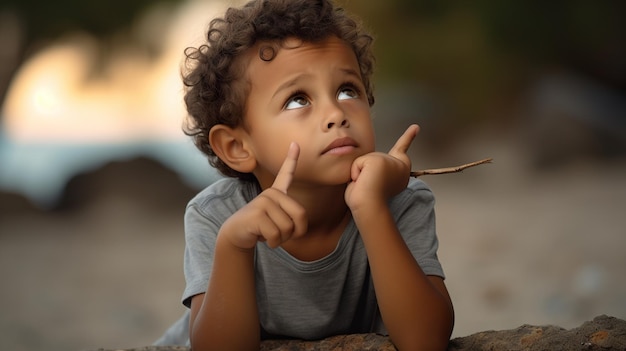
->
[322, 137, 358, 155]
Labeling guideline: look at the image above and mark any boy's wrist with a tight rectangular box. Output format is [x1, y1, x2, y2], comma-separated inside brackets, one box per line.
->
[216, 230, 256, 256]
[350, 200, 389, 225]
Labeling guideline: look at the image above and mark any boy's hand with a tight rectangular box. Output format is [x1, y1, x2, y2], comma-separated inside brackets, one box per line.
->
[220, 142, 307, 250]
[345, 125, 419, 213]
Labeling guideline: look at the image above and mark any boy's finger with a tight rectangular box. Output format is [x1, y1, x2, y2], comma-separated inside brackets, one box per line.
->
[388, 124, 419, 157]
[272, 142, 300, 193]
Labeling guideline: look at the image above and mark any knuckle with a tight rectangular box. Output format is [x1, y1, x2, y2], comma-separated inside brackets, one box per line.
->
[283, 220, 295, 234]
[274, 219, 292, 238]
[267, 223, 280, 237]
[256, 193, 270, 202]
[294, 207, 306, 221]
[259, 189, 280, 202]
[264, 228, 281, 244]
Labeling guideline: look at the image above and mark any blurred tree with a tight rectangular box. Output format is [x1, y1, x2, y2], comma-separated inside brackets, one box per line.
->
[475, 0, 626, 91]
[0, 0, 182, 117]
[3, 0, 624, 141]
[340, 0, 626, 142]
[1, 0, 180, 45]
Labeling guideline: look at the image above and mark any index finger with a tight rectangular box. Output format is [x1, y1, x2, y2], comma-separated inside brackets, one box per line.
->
[272, 142, 300, 193]
[388, 124, 419, 157]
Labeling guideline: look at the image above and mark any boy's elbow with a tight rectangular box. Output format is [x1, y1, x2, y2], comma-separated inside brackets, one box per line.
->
[392, 312, 454, 351]
[191, 337, 259, 351]
[392, 331, 451, 351]
[190, 327, 260, 351]
[189, 327, 211, 351]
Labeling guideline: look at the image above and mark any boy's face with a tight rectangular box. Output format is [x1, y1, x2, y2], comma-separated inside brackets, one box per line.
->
[242, 36, 375, 189]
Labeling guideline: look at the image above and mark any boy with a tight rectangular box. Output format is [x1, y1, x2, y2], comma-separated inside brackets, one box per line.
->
[157, 0, 454, 349]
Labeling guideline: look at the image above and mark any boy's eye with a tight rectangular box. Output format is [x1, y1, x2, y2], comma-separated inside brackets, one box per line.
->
[285, 95, 310, 110]
[337, 87, 359, 101]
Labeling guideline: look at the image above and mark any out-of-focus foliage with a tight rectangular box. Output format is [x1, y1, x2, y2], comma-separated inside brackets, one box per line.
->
[0, 0, 182, 46]
[2, 0, 624, 137]
[341, 0, 626, 131]
[0, 0, 183, 107]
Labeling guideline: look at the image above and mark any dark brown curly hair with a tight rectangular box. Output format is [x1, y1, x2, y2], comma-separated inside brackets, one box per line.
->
[182, 0, 375, 180]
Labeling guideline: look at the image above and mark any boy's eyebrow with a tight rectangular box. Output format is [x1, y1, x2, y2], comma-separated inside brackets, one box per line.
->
[272, 74, 310, 100]
[340, 68, 362, 80]
[271, 68, 362, 99]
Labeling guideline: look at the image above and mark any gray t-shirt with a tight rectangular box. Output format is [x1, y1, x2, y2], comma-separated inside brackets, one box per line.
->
[156, 177, 444, 345]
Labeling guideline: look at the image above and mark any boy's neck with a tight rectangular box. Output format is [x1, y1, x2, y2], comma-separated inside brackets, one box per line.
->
[290, 183, 350, 231]
[279, 183, 351, 261]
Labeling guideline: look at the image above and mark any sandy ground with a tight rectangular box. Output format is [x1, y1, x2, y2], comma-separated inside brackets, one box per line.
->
[1, 135, 625, 351]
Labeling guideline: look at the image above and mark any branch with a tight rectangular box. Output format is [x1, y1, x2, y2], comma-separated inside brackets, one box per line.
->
[410, 158, 493, 177]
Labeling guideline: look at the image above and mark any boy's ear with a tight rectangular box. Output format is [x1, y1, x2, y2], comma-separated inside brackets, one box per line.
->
[209, 125, 257, 173]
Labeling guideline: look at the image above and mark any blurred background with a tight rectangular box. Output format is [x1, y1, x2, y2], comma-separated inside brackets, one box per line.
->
[0, 0, 624, 350]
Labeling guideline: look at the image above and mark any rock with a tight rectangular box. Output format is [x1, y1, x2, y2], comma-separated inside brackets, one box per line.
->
[91, 315, 626, 351]
[448, 315, 626, 351]
[57, 156, 198, 212]
[259, 333, 396, 350]
[521, 73, 626, 170]
[0, 190, 40, 215]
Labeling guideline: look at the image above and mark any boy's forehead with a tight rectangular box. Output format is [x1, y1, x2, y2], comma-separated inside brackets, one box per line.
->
[249, 35, 354, 63]
[251, 36, 358, 80]
[237, 35, 363, 97]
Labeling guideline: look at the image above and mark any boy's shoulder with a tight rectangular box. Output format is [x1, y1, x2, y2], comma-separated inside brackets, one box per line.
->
[407, 177, 432, 192]
[403, 178, 434, 197]
[187, 177, 260, 209]
[390, 178, 435, 209]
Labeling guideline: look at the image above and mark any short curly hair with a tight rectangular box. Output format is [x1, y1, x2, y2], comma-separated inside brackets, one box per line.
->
[182, 0, 375, 180]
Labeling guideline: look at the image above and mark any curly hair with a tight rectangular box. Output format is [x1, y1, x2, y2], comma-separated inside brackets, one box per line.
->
[182, 0, 375, 180]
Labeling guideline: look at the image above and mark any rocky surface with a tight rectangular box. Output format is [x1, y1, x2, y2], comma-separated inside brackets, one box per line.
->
[448, 315, 626, 351]
[91, 315, 625, 351]
[259, 333, 396, 351]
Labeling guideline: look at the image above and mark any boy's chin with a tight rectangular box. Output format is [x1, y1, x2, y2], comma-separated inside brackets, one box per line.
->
[327, 172, 353, 186]
[303, 173, 352, 187]
[298, 164, 353, 186]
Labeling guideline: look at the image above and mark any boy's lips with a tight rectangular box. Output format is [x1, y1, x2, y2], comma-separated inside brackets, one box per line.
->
[321, 137, 358, 154]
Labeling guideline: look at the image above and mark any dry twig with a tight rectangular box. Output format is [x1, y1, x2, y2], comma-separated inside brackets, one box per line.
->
[410, 158, 493, 177]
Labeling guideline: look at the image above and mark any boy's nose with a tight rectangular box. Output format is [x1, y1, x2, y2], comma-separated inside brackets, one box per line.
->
[326, 119, 349, 129]
[322, 103, 350, 131]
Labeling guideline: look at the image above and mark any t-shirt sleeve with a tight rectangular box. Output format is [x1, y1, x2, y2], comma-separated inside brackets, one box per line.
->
[182, 202, 220, 307]
[393, 179, 445, 279]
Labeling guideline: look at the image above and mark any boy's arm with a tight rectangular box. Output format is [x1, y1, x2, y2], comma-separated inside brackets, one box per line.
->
[189, 237, 259, 351]
[353, 205, 454, 350]
[188, 143, 306, 351]
[346, 125, 454, 350]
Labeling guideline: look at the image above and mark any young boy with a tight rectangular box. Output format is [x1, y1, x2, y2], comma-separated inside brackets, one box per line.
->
[156, 0, 454, 349]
